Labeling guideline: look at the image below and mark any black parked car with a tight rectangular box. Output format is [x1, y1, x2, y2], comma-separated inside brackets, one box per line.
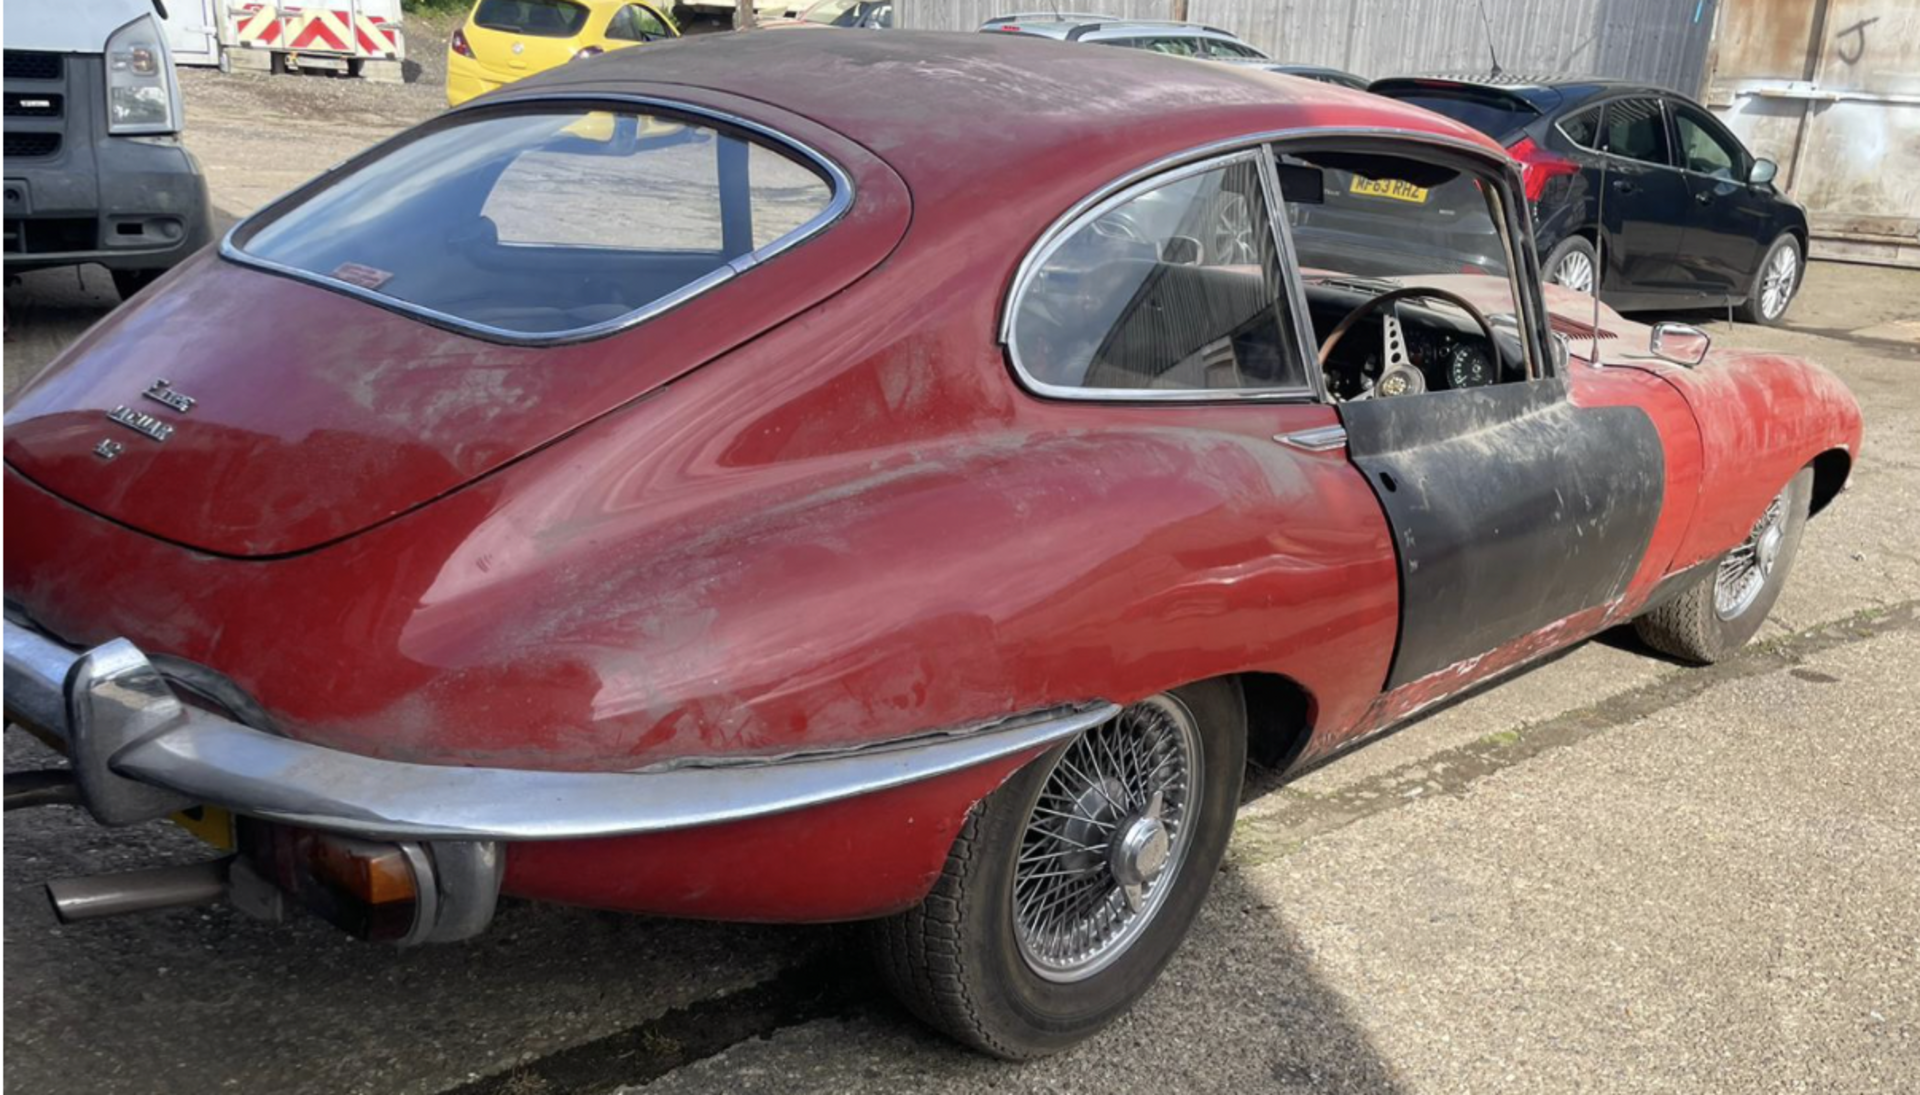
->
[1370, 76, 1809, 325]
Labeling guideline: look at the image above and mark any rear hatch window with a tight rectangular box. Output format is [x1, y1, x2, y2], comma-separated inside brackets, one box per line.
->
[229, 101, 844, 341]
[1369, 81, 1544, 142]
[472, 0, 592, 36]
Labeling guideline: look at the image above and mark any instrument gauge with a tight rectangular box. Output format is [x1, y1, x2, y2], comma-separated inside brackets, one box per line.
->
[1448, 344, 1495, 389]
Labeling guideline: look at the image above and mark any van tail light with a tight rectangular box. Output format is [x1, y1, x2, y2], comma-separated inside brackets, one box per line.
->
[451, 28, 475, 58]
[1508, 136, 1580, 203]
[574, 45, 605, 61]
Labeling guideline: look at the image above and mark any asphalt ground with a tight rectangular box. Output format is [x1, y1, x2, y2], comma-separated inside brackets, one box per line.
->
[5, 51, 1918, 1095]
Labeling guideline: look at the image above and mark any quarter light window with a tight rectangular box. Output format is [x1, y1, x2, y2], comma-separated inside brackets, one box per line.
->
[230, 104, 839, 339]
[1009, 157, 1306, 396]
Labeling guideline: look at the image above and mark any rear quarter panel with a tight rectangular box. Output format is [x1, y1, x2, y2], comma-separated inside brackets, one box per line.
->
[5, 198, 1400, 776]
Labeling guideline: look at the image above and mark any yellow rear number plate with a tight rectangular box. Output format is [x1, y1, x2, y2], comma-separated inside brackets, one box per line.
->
[171, 806, 237, 851]
[1350, 177, 1430, 203]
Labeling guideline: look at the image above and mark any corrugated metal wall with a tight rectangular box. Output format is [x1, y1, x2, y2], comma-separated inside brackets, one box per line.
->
[902, 0, 1718, 94]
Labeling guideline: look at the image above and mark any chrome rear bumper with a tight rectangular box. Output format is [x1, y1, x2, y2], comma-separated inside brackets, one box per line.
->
[5, 621, 1109, 941]
[3, 622, 1110, 841]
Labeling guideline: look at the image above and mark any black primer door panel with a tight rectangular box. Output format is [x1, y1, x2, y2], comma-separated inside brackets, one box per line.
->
[1338, 377, 1664, 689]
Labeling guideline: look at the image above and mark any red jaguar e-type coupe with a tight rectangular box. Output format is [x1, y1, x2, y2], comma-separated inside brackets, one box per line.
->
[4, 31, 1859, 1057]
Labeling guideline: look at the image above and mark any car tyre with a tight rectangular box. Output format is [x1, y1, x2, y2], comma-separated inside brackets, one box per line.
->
[110, 268, 163, 302]
[1634, 468, 1811, 664]
[1735, 233, 1802, 325]
[1544, 236, 1599, 295]
[869, 680, 1246, 1059]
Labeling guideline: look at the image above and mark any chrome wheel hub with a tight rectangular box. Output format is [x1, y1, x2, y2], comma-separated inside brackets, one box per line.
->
[1761, 245, 1797, 319]
[1110, 809, 1171, 890]
[1012, 695, 1201, 983]
[1714, 486, 1790, 619]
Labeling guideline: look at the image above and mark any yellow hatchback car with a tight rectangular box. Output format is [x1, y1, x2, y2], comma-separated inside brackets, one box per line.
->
[448, 0, 680, 106]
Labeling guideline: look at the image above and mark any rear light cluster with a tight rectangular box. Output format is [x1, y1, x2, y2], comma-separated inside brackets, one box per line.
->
[450, 28, 475, 58]
[1507, 136, 1580, 203]
[245, 821, 428, 942]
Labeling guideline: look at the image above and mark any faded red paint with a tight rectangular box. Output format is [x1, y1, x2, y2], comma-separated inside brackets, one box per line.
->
[1, 33, 1861, 922]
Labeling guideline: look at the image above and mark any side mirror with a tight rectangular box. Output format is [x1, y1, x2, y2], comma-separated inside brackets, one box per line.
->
[1650, 321, 1711, 367]
[1159, 235, 1203, 266]
[1749, 158, 1778, 186]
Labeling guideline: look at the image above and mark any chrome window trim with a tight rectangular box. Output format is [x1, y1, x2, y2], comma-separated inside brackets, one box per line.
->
[1002, 148, 1316, 403]
[1256, 144, 1333, 403]
[1000, 126, 1529, 405]
[219, 92, 856, 348]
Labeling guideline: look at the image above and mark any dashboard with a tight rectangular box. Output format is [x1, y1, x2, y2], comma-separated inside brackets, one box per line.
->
[1302, 278, 1525, 402]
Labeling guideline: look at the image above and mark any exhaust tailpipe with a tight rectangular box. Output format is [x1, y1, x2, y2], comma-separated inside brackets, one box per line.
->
[46, 859, 232, 923]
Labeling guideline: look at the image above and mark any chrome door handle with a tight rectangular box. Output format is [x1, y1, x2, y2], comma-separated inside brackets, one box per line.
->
[1275, 425, 1348, 452]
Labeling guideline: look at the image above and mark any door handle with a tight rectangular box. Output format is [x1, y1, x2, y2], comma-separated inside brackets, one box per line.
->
[1610, 179, 1636, 194]
[1693, 191, 1712, 205]
[1275, 425, 1348, 452]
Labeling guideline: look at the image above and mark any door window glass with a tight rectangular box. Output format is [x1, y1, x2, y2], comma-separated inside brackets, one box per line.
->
[1673, 107, 1742, 179]
[633, 4, 671, 37]
[1009, 156, 1306, 396]
[605, 6, 641, 40]
[1205, 39, 1267, 59]
[1137, 36, 1203, 56]
[1280, 148, 1534, 398]
[1584, 98, 1669, 165]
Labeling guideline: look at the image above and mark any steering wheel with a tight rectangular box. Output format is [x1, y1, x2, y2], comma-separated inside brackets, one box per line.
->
[1316, 286, 1504, 397]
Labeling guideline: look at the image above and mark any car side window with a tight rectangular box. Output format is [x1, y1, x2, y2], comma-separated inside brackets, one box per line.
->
[1564, 98, 1669, 166]
[605, 5, 640, 40]
[1008, 155, 1307, 397]
[633, 4, 670, 38]
[1672, 105, 1743, 179]
[1557, 107, 1599, 149]
[1206, 40, 1264, 59]
[1138, 36, 1203, 57]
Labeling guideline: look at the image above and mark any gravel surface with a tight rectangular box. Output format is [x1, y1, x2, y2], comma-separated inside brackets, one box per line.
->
[4, 41, 1918, 1094]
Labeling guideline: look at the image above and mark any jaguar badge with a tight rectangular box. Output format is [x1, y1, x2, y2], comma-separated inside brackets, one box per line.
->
[106, 405, 174, 443]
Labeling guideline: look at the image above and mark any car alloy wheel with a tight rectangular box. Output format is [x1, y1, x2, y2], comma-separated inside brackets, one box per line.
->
[1012, 694, 1201, 982]
[1713, 484, 1790, 620]
[1552, 248, 1595, 293]
[1209, 192, 1257, 264]
[1760, 242, 1798, 320]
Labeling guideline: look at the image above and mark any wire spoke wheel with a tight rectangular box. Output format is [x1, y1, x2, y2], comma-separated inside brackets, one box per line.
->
[1761, 243, 1798, 319]
[1012, 695, 1202, 983]
[1714, 486, 1790, 619]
